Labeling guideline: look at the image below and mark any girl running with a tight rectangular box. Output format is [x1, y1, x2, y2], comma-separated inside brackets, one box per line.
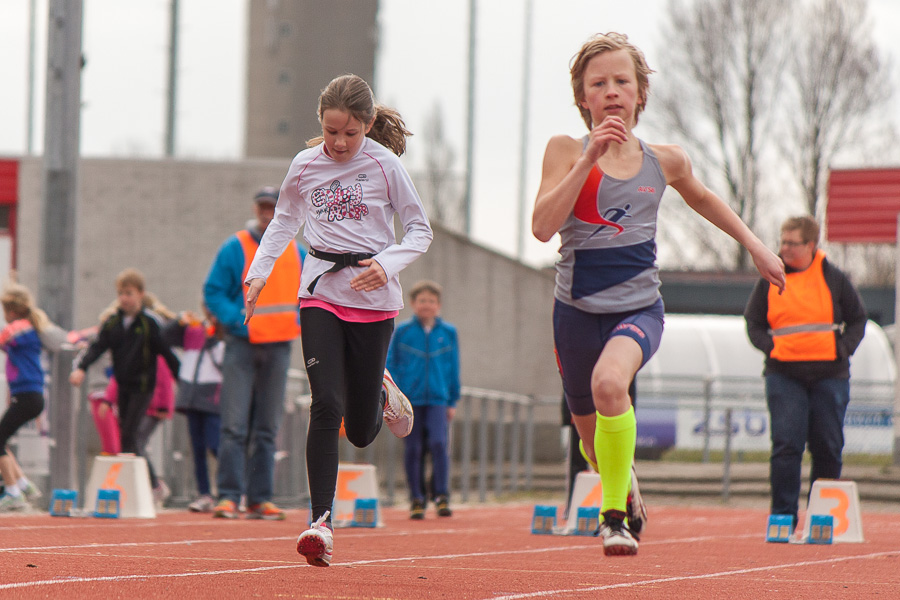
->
[0, 283, 49, 512]
[532, 33, 785, 556]
[244, 73, 433, 567]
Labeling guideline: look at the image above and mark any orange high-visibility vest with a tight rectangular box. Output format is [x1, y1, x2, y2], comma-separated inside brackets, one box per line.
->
[767, 249, 838, 362]
[237, 230, 301, 343]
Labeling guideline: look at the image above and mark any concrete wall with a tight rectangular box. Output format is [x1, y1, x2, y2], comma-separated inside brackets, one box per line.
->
[14, 157, 562, 401]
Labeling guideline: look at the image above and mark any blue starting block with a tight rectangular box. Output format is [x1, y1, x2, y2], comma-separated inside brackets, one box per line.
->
[94, 489, 121, 518]
[808, 514, 834, 545]
[574, 506, 600, 536]
[766, 514, 794, 543]
[350, 498, 379, 528]
[50, 489, 78, 517]
[531, 505, 557, 534]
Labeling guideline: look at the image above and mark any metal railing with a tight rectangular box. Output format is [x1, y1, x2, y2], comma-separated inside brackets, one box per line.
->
[32, 359, 896, 509]
[159, 372, 545, 507]
[635, 372, 896, 500]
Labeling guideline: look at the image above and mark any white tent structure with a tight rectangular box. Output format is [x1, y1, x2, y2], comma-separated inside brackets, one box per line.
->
[635, 314, 895, 455]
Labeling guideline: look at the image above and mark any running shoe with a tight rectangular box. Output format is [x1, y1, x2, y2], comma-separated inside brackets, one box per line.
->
[152, 480, 171, 508]
[188, 494, 215, 513]
[297, 510, 334, 567]
[382, 370, 414, 438]
[21, 480, 42, 502]
[435, 495, 452, 517]
[0, 493, 28, 513]
[597, 510, 639, 556]
[212, 498, 239, 519]
[410, 499, 425, 520]
[246, 501, 286, 520]
[626, 464, 648, 535]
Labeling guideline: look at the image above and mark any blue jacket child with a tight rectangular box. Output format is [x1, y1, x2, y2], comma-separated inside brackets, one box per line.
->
[386, 280, 460, 519]
[387, 315, 460, 408]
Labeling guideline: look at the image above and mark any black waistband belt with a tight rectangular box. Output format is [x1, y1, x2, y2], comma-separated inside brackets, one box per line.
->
[307, 248, 375, 294]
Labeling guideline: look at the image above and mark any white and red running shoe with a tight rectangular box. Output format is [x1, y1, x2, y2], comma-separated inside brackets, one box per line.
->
[598, 509, 639, 556]
[297, 510, 334, 567]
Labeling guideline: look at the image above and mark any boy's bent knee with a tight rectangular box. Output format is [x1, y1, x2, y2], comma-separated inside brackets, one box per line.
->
[591, 374, 628, 407]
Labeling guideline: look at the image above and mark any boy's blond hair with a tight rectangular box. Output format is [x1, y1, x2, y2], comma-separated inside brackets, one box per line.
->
[570, 32, 654, 129]
[409, 280, 442, 302]
[115, 268, 146, 293]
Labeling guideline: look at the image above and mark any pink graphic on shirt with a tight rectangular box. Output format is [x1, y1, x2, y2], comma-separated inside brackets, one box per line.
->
[312, 180, 369, 222]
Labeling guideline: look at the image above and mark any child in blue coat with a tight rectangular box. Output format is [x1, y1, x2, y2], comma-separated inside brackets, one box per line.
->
[0, 283, 48, 512]
[386, 280, 460, 519]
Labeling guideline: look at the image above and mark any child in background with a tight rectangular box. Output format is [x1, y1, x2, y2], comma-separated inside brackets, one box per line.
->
[386, 280, 460, 520]
[164, 306, 224, 513]
[70, 269, 180, 466]
[103, 357, 176, 506]
[83, 291, 178, 505]
[0, 283, 49, 512]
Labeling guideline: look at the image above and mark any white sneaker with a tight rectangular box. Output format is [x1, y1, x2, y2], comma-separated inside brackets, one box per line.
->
[21, 480, 42, 502]
[627, 464, 648, 535]
[188, 494, 215, 513]
[152, 480, 171, 508]
[382, 370, 413, 438]
[297, 510, 334, 567]
[598, 510, 639, 556]
[0, 493, 29, 513]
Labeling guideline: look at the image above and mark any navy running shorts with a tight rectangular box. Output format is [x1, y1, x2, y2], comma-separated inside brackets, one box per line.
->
[553, 297, 664, 416]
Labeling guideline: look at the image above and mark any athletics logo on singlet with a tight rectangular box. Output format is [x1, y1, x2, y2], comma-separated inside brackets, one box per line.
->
[312, 180, 370, 222]
[587, 203, 632, 240]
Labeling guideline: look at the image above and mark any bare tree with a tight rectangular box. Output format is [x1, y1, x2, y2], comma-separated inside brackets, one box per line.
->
[419, 102, 463, 229]
[650, 0, 896, 278]
[784, 0, 894, 221]
[651, 0, 791, 271]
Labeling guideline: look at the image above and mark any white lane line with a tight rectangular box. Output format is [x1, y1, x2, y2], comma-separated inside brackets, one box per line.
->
[485, 550, 900, 599]
[0, 544, 596, 591]
[0, 565, 304, 591]
[3, 531, 888, 594]
[0, 527, 492, 553]
[0, 536, 294, 553]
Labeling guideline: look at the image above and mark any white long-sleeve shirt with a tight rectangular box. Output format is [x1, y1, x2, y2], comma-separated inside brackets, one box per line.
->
[245, 137, 433, 311]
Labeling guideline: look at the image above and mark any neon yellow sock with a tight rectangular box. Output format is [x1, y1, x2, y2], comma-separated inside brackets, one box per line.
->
[578, 438, 598, 473]
[594, 407, 636, 514]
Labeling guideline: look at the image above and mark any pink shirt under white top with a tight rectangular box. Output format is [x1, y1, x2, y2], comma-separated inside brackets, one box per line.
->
[300, 298, 398, 323]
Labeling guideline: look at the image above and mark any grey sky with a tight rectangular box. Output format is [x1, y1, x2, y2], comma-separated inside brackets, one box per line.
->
[1, 0, 897, 266]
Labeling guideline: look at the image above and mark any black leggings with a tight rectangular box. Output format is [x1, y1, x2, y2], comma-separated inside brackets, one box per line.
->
[117, 387, 153, 454]
[0, 391, 45, 455]
[300, 307, 394, 524]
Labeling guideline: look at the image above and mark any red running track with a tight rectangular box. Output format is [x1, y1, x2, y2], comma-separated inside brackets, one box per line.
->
[1, 503, 899, 599]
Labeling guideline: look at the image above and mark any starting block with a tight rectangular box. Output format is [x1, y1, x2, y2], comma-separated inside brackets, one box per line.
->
[796, 479, 864, 544]
[561, 471, 603, 535]
[50, 489, 78, 517]
[766, 514, 794, 542]
[84, 455, 156, 519]
[94, 489, 121, 518]
[332, 463, 383, 527]
[574, 506, 600, 536]
[531, 505, 557, 534]
[807, 514, 834, 545]
[350, 498, 379, 528]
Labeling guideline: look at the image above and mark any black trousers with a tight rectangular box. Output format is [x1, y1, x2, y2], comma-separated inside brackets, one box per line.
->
[300, 307, 394, 524]
[117, 387, 153, 455]
[0, 391, 45, 454]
